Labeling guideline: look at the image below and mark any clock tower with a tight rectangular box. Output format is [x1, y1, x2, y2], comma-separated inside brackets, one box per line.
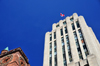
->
[0, 47, 30, 66]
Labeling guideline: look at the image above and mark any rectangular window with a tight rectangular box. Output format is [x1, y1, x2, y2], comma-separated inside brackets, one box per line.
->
[50, 34, 52, 41]
[63, 21, 66, 25]
[70, 17, 73, 21]
[61, 37, 64, 42]
[66, 35, 68, 40]
[72, 23, 75, 30]
[60, 29, 63, 36]
[64, 27, 68, 34]
[56, 24, 59, 27]
[54, 32, 56, 39]
[76, 21, 80, 28]
[54, 41, 56, 49]
[55, 55, 57, 66]
[49, 57, 52, 66]
[50, 43, 52, 49]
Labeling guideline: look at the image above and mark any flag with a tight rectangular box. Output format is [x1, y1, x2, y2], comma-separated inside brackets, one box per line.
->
[60, 13, 65, 17]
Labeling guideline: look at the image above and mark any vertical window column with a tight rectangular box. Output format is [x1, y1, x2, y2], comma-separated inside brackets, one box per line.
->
[61, 37, 67, 66]
[66, 35, 73, 62]
[78, 29, 89, 56]
[54, 41, 57, 66]
[49, 43, 52, 66]
[73, 32, 83, 59]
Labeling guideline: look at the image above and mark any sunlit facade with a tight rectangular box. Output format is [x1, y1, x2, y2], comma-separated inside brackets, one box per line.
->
[43, 13, 100, 66]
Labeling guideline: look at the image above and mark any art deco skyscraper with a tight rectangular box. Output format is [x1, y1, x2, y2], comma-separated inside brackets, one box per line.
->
[43, 13, 100, 66]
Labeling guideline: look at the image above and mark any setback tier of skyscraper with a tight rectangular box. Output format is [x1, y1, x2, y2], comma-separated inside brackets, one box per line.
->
[43, 13, 100, 66]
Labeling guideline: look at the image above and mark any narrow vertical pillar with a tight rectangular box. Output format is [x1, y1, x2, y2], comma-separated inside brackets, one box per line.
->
[43, 32, 50, 66]
[56, 28, 64, 66]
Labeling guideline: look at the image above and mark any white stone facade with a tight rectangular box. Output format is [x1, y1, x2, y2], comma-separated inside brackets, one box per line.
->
[43, 13, 100, 66]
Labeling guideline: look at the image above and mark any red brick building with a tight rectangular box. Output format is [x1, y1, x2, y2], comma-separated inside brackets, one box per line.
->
[0, 47, 30, 66]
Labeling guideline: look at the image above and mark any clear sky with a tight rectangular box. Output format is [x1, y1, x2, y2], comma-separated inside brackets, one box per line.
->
[0, 0, 100, 66]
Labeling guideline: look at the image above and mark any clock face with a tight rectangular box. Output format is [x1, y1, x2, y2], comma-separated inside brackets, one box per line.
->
[0, 55, 13, 65]
[19, 56, 26, 66]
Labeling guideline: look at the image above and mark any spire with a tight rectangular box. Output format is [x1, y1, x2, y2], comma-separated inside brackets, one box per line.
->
[4, 47, 9, 51]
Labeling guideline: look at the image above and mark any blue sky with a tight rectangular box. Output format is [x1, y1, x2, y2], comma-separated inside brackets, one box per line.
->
[0, 0, 100, 66]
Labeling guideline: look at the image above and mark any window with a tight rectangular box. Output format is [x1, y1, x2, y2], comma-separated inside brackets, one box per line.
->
[54, 52, 57, 55]
[50, 48, 52, 51]
[64, 27, 68, 34]
[50, 34, 52, 41]
[65, 35, 73, 62]
[74, 36, 77, 39]
[84, 64, 89, 66]
[49, 43, 52, 66]
[61, 37, 67, 66]
[54, 32, 56, 39]
[50, 51, 52, 54]
[64, 60, 67, 66]
[81, 40, 84, 43]
[54, 41, 57, 66]
[79, 54, 83, 59]
[50, 43, 52, 49]
[72, 23, 75, 30]
[54, 41, 57, 49]
[76, 21, 80, 28]
[63, 21, 66, 25]
[66, 35, 68, 39]
[50, 34, 52, 37]
[69, 57, 72, 62]
[56, 24, 59, 27]
[55, 55, 57, 66]
[61, 37, 64, 42]
[54, 46, 56, 49]
[73, 31, 83, 59]
[50, 43, 52, 56]
[70, 17, 73, 21]
[54, 48, 56, 52]
[49, 57, 52, 66]
[60, 29, 63, 36]
[67, 46, 70, 50]
[49, 54, 52, 57]
[78, 29, 89, 56]
[62, 42, 65, 46]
